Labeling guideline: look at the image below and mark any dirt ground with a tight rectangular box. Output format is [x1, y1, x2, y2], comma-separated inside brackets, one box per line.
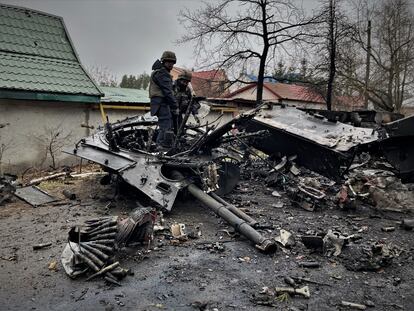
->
[0, 168, 413, 311]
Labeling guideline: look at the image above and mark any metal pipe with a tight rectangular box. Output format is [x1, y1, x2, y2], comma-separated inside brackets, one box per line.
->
[209, 192, 258, 227]
[171, 171, 276, 253]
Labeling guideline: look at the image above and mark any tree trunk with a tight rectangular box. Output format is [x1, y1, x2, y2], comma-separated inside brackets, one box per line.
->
[326, 0, 336, 111]
[256, 0, 269, 106]
[257, 47, 268, 105]
[364, 20, 371, 109]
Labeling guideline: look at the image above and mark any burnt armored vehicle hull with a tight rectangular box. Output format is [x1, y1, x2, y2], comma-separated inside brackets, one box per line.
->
[64, 113, 251, 210]
[64, 111, 277, 253]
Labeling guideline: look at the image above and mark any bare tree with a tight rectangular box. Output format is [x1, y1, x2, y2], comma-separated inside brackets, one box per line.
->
[179, 0, 321, 104]
[0, 134, 13, 174]
[87, 66, 118, 87]
[298, 0, 354, 110]
[339, 0, 414, 112]
[34, 125, 72, 170]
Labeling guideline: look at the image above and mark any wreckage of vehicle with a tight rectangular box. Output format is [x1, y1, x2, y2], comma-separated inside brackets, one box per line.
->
[63, 102, 414, 252]
[64, 108, 277, 253]
[245, 104, 414, 181]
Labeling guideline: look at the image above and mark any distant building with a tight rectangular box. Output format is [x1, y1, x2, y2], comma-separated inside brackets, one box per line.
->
[225, 82, 326, 109]
[223, 82, 366, 112]
[334, 96, 365, 111]
[0, 4, 103, 172]
[171, 67, 230, 98]
[401, 97, 414, 116]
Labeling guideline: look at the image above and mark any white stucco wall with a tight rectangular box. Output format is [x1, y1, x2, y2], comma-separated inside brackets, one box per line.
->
[0, 99, 235, 173]
[280, 100, 325, 109]
[0, 99, 92, 173]
[229, 87, 278, 101]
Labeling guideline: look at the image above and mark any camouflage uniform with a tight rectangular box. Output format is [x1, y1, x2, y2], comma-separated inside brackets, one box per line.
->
[173, 71, 200, 128]
[173, 81, 193, 115]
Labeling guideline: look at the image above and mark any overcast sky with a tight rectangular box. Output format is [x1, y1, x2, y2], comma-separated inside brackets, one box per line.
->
[2, 0, 320, 81]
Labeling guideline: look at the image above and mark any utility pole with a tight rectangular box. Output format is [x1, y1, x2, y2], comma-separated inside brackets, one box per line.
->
[364, 19, 371, 109]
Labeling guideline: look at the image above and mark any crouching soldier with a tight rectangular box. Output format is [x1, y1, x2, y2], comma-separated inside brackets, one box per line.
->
[149, 51, 179, 150]
[173, 70, 201, 129]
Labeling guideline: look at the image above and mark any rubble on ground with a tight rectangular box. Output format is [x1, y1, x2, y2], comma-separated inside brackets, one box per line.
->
[1, 106, 413, 309]
[0, 174, 16, 205]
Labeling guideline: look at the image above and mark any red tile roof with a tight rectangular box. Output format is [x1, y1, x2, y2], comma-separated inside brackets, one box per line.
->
[226, 82, 325, 104]
[265, 83, 325, 104]
[226, 83, 368, 111]
[172, 67, 229, 97]
[334, 96, 365, 109]
[192, 69, 227, 81]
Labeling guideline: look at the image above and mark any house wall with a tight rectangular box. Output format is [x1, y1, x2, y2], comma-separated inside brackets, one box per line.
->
[401, 106, 414, 116]
[230, 87, 278, 101]
[229, 88, 325, 109]
[280, 100, 325, 110]
[0, 99, 92, 173]
[0, 99, 235, 173]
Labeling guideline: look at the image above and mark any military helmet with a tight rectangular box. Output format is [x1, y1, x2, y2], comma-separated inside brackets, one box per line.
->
[161, 51, 177, 63]
[178, 70, 192, 81]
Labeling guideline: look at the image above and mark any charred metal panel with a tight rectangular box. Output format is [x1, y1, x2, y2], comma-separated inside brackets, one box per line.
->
[64, 136, 186, 211]
[299, 108, 404, 125]
[246, 106, 379, 179]
[68, 144, 136, 171]
[14, 186, 57, 207]
[381, 115, 414, 182]
[383, 114, 414, 137]
[121, 158, 186, 211]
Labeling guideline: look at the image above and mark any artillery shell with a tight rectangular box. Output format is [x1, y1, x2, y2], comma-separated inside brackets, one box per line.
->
[76, 252, 100, 272]
[104, 275, 121, 286]
[401, 219, 414, 230]
[32, 242, 52, 250]
[284, 276, 297, 287]
[299, 261, 320, 268]
[85, 218, 116, 229]
[86, 239, 115, 246]
[62, 189, 76, 200]
[88, 233, 117, 241]
[341, 301, 367, 310]
[110, 268, 129, 279]
[80, 243, 110, 261]
[86, 261, 120, 281]
[85, 217, 113, 224]
[84, 242, 114, 252]
[86, 220, 118, 234]
[85, 220, 114, 231]
[80, 247, 105, 267]
[88, 226, 118, 238]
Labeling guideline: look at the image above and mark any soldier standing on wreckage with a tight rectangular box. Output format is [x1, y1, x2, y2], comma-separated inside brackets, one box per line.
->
[173, 70, 201, 129]
[149, 51, 179, 150]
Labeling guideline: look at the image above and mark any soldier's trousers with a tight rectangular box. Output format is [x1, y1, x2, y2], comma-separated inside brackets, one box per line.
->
[151, 102, 173, 148]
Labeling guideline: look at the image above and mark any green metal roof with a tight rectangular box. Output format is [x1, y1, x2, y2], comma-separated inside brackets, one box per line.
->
[0, 4, 102, 99]
[101, 86, 150, 104]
